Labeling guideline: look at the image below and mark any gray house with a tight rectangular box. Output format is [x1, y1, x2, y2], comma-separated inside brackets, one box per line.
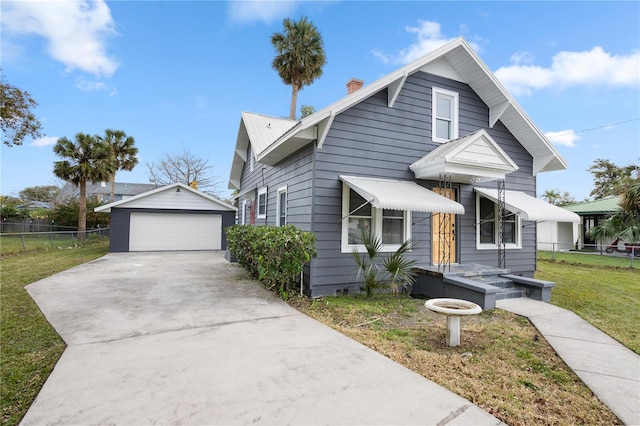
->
[58, 181, 157, 203]
[229, 38, 577, 301]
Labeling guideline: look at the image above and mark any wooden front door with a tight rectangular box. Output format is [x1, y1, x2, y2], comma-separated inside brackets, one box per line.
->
[432, 188, 456, 265]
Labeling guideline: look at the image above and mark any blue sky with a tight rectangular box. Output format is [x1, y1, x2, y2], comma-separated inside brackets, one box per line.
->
[1, 0, 639, 202]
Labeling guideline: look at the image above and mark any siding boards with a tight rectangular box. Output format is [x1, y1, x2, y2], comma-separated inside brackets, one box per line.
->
[239, 144, 314, 230]
[237, 70, 538, 297]
[309, 71, 536, 296]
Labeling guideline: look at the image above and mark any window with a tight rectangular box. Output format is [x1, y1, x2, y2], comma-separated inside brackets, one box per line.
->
[432, 87, 459, 143]
[342, 186, 410, 252]
[276, 186, 287, 226]
[241, 200, 247, 225]
[248, 145, 255, 172]
[476, 194, 520, 249]
[257, 187, 267, 219]
[382, 209, 404, 245]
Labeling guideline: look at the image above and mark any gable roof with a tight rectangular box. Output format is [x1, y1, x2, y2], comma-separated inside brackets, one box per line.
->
[410, 129, 519, 183]
[58, 181, 157, 200]
[229, 112, 298, 190]
[94, 183, 236, 213]
[229, 37, 568, 190]
[564, 196, 621, 214]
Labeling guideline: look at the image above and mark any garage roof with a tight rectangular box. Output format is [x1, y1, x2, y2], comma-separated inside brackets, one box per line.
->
[95, 183, 236, 213]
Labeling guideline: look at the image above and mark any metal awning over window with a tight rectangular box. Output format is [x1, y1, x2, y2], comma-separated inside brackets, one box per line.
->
[475, 187, 580, 223]
[340, 175, 465, 214]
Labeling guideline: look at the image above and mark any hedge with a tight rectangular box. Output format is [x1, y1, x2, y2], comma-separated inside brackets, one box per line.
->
[226, 225, 317, 298]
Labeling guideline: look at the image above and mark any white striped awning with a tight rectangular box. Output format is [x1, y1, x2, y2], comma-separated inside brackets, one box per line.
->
[340, 175, 465, 214]
[475, 187, 580, 223]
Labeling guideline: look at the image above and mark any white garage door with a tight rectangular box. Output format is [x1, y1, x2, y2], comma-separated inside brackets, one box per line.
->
[129, 212, 221, 251]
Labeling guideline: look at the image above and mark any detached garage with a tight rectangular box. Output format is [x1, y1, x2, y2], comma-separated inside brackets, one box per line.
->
[95, 183, 236, 252]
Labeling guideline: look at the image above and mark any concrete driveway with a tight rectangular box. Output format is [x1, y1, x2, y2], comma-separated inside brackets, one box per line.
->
[23, 251, 503, 425]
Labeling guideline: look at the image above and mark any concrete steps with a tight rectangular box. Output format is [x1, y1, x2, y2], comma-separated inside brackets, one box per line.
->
[412, 263, 556, 310]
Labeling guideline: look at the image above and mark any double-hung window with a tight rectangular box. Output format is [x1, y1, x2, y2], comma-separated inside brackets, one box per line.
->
[241, 200, 247, 225]
[432, 87, 459, 143]
[476, 194, 520, 249]
[257, 187, 267, 219]
[276, 186, 287, 226]
[342, 186, 410, 252]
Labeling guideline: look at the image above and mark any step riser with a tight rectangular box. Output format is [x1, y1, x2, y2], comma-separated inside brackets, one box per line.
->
[496, 289, 525, 300]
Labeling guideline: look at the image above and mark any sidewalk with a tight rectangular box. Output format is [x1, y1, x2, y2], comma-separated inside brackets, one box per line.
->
[497, 298, 640, 425]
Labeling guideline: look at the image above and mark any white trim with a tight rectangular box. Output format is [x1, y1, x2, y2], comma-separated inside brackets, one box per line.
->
[257, 187, 267, 219]
[432, 87, 459, 143]
[341, 185, 411, 253]
[94, 182, 236, 213]
[276, 185, 287, 226]
[475, 192, 521, 250]
[249, 145, 255, 172]
[241, 200, 247, 225]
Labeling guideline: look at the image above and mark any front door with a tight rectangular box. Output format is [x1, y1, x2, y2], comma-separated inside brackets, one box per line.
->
[432, 188, 456, 265]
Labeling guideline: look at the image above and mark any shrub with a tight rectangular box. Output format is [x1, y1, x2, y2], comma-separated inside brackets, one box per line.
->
[352, 229, 417, 298]
[226, 225, 317, 299]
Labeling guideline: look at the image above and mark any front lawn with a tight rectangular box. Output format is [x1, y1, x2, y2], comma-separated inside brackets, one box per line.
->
[537, 250, 639, 268]
[289, 294, 620, 425]
[536, 259, 640, 354]
[0, 241, 109, 426]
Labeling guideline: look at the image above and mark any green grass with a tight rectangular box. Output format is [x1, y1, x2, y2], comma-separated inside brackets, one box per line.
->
[536, 259, 640, 354]
[1, 241, 109, 426]
[537, 250, 639, 268]
[290, 294, 620, 425]
[0, 234, 108, 256]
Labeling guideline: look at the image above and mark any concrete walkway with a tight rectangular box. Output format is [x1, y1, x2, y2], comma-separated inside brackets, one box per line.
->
[497, 298, 640, 425]
[22, 252, 503, 425]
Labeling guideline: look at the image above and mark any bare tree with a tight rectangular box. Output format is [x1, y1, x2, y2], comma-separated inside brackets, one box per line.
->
[147, 148, 222, 196]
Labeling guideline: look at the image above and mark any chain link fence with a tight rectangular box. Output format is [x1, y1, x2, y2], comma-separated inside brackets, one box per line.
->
[0, 228, 110, 255]
[538, 240, 639, 268]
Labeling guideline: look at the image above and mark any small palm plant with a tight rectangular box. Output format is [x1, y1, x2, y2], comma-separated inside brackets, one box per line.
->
[352, 229, 417, 298]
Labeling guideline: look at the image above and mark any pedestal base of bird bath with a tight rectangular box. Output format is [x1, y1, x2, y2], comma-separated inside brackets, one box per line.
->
[425, 298, 482, 347]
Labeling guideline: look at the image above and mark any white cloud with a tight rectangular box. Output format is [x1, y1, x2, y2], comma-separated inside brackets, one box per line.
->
[495, 47, 640, 96]
[373, 20, 482, 65]
[76, 78, 107, 92]
[1, 0, 119, 77]
[545, 129, 580, 147]
[30, 136, 59, 147]
[509, 51, 535, 66]
[227, 0, 299, 24]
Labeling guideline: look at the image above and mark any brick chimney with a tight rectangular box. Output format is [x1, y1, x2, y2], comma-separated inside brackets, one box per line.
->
[346, 78, 364, 95]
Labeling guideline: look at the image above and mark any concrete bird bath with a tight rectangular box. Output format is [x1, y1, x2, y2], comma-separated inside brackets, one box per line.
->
[425, 298, 482, 347]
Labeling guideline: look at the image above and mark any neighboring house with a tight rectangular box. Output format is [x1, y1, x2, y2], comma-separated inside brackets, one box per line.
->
[58, 181, 157, 203]
[95, 183, 236, 252]
[564, 196, 621, 250]
[536, 218, 579, 252]
[16, 201, 54, 211]
[229, 37, 579, 299]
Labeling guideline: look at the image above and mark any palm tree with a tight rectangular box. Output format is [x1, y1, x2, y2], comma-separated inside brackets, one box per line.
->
[99, 129, 138, 202]
[53, 133, 115, 238]
[271, 16, 326, 120]
[590, 182, 640, 244]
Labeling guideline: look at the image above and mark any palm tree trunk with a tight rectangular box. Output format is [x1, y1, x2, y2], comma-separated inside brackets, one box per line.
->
[110, 174, 116, 203]
[78, 180, 87, 239]
[289, 84, 299, 120]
